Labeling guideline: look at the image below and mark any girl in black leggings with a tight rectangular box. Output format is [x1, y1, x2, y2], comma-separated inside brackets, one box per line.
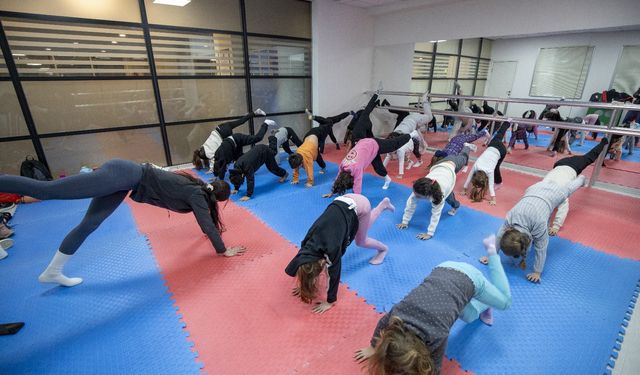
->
[0, 161, 245, 287]
[307, 110, 350, 153]
[212, 120, 271, 179]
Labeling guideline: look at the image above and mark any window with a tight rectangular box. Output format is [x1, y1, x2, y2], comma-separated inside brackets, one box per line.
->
[610, 45, 640, 95]
[248, 37, 310, 77]
[529, 46, 593, 99]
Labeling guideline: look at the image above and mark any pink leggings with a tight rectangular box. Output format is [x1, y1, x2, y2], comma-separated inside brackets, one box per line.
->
[343, 193, 388, 252]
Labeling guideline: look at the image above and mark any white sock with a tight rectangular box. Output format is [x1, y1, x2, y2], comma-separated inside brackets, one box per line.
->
[0, 238, 14, 260]
[463, 142, 477, 152]
[0, 247, 7, 260]
[254, 108, 266, 116]
[39, 250, 83, 287]
[382, 175, 392, 189]
[410, 129, 420, 139]
[264, 119, 276, 127]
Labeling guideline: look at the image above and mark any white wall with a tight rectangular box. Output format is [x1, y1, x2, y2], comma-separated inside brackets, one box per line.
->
[488, 31, 640, 118]
[373, 0, 640, 46]
[312, 0, 374, 118]
[372, 43, 414, 105]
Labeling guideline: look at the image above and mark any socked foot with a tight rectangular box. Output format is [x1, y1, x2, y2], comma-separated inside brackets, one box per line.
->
[480, 308, 493, 326]
[369, 248, 388, 265]
[38, 271, 83, 287]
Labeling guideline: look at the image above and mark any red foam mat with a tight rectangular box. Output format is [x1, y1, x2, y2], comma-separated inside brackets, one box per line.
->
[322, 146, 640, 261]
[127, 200, 470, 374]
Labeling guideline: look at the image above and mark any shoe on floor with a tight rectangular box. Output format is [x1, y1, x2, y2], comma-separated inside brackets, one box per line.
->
[0, 238, 14, 259]
[0, 224, 14, 240]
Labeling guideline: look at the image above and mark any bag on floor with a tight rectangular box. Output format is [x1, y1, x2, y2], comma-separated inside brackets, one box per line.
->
[20, 155, 52, 181]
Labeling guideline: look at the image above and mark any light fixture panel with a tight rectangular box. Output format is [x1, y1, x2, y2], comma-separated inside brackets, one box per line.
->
[153, 0, 191, 6]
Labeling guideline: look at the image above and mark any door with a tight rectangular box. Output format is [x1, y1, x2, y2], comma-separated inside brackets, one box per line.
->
[485, 61, 517, 98]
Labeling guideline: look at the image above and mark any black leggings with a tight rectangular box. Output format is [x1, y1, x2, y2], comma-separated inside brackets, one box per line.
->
[388, 109, 410, 129]
[487, 122, 510, 184]
[0, 159, 143, 255]
[281, 126, 303, 155]
[265, 137, 287, 177]
[389, 131, 421, 159]
[370, 134, 411, 177]
[216, 113, 254, 139]
[552, 128, 569, 152]
[314, 112, 348, 153]
[554, 139, 607, 174]
[232, 121, 268, 149]
[352, 94, 379, 144]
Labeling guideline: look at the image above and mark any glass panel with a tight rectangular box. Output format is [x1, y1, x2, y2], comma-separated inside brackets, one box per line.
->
[248, 37, 311, 76]
[151, 29, 244, 76]
[167, 121, 225, 165]
[481, 39, 493, 59]
[435, 40, 459, 54]
[251, 78, 310, 113]
[0, 48, 8, 76]
[410, 80, 429, 94]
[158, 78, 247, 122]
[23, 80, 158, 134]
[414, 42, 434, 53]
[430, 79, 455, 95]
[431, 101, 448, 111]
[477, 59, 490, 80]
[458, 80, 474, 96]
[0, 140, 36, 175]
[144, 0, 242, 32]
[0, 82, 28, 137]
[0, 0, 141, 22]
[462, 38, 480, 57]
[611, 46, 640, 94]
[530, 46, 593, 99]
[458, 57, 478, 79]
[474, 80, 486, 96]
[432, 55, 458, 78]
[245, 0, 311, 39]
[412, 52, 432, 78]
[41, 128, 166, 176]
[3, 19, 148, 77]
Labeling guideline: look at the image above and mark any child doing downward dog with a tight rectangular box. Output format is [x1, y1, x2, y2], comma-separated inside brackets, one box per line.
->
[0, 160, 245, 286]
[485, 138, 608, 283]
[397, 144, 474, 240]
[212, 120, 271, 179]
[429, 130, 489, 168]
[271, 125, 303, 163]
[354, 235, 511, 375]
[285, 194, 395, 313]
[192, 109, 266, 171]
[229, 136, 288, 201]
[462, 121, 511, 205]
[288, 126, 330, 188]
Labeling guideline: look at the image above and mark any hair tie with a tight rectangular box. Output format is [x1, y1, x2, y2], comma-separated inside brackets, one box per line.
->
[206, 184, 214, 192]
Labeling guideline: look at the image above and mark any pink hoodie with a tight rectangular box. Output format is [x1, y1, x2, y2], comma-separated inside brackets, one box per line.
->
[338, 138, 380, 194]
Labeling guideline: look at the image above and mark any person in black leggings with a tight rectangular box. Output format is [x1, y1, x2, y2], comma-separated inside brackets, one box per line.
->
[213, 121, 271, 180]
[0, 161, 246, 287]
[308, 110, 350, 153]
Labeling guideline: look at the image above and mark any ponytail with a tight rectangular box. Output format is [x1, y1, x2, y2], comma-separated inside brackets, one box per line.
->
[413, 177, 443, 205]
[176, 171, 228, 233]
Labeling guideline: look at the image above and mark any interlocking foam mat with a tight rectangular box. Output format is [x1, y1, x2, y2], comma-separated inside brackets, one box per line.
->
[223, 161, 640, 374]
[0, 200, 201, 374]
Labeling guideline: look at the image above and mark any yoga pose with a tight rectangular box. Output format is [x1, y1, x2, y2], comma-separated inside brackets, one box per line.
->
[285, 195, 395, 314]
[544, 110, 572, 157]
[397, 144, 474, 240]
[271, 126, 303, 163]
[288, 127, 330, 188]
[306, 109, 350, 153]
[485, 138, 608, 283]
[0, 160, 244, 287]
[323, 94, 412, 196]
[212, 120, 271, 179]
[192, 109, 266, 171]
[382, 135, 421, 179]
[429, 130, 489, 168]
[355, 235, 511, 375]
[229, 136, 288, 201]
[387, 105, 432, 158]
[463, 121, 511, 205]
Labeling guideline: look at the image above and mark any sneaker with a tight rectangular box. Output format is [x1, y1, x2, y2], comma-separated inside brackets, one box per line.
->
[0, 238, 14, 259]
[254, 108, 266, 116]
[413, 160, 423, 168]
[463, 142, 477, 152]
[0, 224, 14, 239]
[0, 202, 15, 213]
[264, 119, 277, 128]
[305, 108, 313, 121]
[406, 160, 415, 170]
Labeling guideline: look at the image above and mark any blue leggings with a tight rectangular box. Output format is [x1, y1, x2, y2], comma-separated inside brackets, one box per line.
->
[0, 159, 143, 255]
[439, 255, 512, 322]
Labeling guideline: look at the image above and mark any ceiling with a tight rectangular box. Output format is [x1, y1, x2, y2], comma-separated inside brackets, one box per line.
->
[334, 0, 469, 15]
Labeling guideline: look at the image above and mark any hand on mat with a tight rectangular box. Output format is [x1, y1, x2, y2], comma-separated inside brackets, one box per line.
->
[322, 193, 334, 198]
[305, 183, 313, 188]
[292, 286, 301, 297]
[489, 198, 496, 206]
[396, 223, 408, 230]
[223, 246, 246, 257]
[548, 227, 559, 236]
[231, 189, 238, 195]
[312, 301, 334, 314]
[240, 196, 251, 201]
[479, 256, 489, 265]
[416, 232, 432, 240]
[527, 272, 541, 283]
[354, 346, 375, 363]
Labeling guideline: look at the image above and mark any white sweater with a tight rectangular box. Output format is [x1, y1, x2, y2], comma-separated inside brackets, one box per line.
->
[543, 165, 577, 230]
[202, 130, 223, 159]
[396, 113, 431, 134]
[402, 161, 457, 236]
[383, 139, 414, 173]
[463, 147, 501, 197]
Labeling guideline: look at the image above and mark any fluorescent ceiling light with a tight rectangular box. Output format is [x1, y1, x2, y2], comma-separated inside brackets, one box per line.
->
[111, 41, 118, 44]
[27, 63, 42, 66]
[45, 48, 52, 51]
[153, 0, 191, 6]
[437, 40, 446, 42]
[429, 40, 437, 43]
[119, 34, 127, 37]
[12, 53, 25, 56]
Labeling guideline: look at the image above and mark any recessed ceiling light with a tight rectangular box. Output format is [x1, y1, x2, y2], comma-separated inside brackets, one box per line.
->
[429, 40, 437, 43]
[73, 42, 79, 45]
[12, 53, 25, 56]
[27, 63, 42, 66]
[437, 40, 447, 42]
[101, 50, 106, 53]
[153, 0, 191, 6]
[111, 41, 118, 44]
[119, 34, 127, 37]
[45, 48, 52, 51]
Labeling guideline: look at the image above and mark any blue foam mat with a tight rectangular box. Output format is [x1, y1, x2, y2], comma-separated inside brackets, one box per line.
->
[0, 200, 201, 374]
[214, 161, 640, 374]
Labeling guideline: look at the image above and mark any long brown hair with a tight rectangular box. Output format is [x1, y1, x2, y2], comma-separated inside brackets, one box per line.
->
[368, 316, 434, 375]
[296, 261, 324, 303]
[500, 228, 531, 270]
[469, 170, 489, 202]
[413, 178, 443, 205]
[175, 171, 229, 233]
[192, 149, 210, 171]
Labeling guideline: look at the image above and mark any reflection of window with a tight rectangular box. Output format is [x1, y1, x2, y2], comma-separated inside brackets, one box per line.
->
[610, 45, 640, 95]
[530, 46, 593, 99]
[248, 37, 310, 76]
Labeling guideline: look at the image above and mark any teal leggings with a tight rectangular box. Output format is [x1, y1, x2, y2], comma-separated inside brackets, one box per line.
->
[439, 255, 512, 322]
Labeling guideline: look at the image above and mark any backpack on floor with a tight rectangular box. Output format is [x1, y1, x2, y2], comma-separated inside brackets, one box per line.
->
[20, 156, 52, 181]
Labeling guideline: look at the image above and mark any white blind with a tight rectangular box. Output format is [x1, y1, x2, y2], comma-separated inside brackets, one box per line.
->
[611, 45, 640, 95]
[529, 46, 593, 99]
